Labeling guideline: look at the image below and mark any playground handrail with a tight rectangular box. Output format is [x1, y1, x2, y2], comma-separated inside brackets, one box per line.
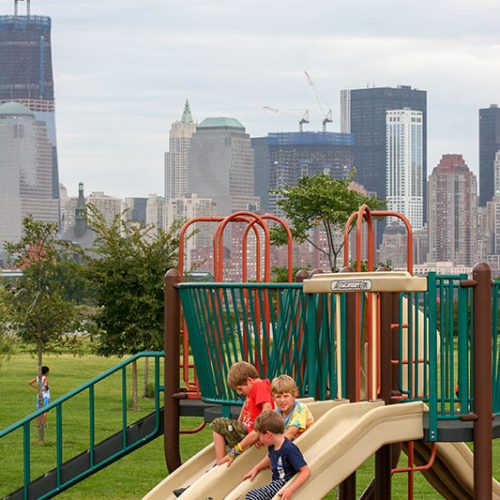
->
[0, 351, 164, 500]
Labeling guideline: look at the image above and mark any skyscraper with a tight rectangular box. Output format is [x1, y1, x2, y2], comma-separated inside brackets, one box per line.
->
[266, 131, 354, 216]
[0, 101, 59, 257]
[386, 109, 424, 229]
[251, 136, 271, 212]
[341, 86, 427, 219]
[0, 1, 59, 202]
[428, 154, 478, 266]
[188, 117, 259, 216]
[479, 104, 500, 206]
[164, 100, 196, 201]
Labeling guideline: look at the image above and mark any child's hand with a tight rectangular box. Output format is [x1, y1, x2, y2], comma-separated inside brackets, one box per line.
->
[243, 467, 258, 481]
[278, 487, 293, 500]
[217, 454, 234, 467]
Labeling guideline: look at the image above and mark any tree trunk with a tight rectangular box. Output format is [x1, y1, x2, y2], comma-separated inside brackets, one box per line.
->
[131, 359, 139, 410]
[37, 343, 45, 443]
[143, 357, 149, 397]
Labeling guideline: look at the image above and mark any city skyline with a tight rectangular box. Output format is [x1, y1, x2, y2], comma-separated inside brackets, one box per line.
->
[2, 0, 500, 198]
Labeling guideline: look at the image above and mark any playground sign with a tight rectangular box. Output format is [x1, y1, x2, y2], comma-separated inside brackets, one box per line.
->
[303, 271, 428, 294]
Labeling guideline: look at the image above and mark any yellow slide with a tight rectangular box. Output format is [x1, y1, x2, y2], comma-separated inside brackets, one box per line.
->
[412, 441, 500, 500]
[142, 400, 344, 500]
[226, 401, 424, 500]
[144, 400, 423, 500]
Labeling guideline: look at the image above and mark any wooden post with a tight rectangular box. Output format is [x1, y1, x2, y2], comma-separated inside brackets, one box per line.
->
[472, 263, 492, 499]
[164, 269, 181, 472]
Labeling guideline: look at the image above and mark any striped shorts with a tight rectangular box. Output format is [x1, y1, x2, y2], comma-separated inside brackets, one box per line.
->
[245, 479, 287, 500]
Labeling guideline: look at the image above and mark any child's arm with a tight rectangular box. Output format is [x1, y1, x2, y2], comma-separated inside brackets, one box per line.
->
[261, 402, 273, 412]
[28, 377, 37, 389]
[243, 456, 270, 481]
[284, 426, 300, 441]
[278, 465, 311, 500]
[219, 429, 260, 465]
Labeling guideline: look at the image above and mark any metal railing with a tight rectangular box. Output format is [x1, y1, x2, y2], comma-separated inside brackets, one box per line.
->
[178, 276, 499, 438]
[0, 352, 163, 500]
[178, 282, 345, 412]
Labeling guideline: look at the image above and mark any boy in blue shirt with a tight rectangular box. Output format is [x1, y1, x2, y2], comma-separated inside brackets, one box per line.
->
[244, 410, 310, 500]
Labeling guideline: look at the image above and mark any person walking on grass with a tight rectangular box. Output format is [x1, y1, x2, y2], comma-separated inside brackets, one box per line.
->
[244, 410, 310, 500]
[28, 365, 50, 428]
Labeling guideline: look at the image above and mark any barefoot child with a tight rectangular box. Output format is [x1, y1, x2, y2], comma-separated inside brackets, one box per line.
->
[271, 375, 313, 441]
[244, 411, 310, 500]
[211, 361, 274, 465]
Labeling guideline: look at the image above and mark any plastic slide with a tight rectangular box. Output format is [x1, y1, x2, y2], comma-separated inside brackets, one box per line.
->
[412, 441, 500, 500]
[142, 399, 343, 500]
[226, 400, 425, 500]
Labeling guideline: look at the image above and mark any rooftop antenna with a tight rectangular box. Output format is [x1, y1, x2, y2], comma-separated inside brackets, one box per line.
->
[14, 0, 30, 17]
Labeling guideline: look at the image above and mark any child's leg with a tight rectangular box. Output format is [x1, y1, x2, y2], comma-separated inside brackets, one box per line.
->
[245, 480, 287, 500]
[212, 431, 227, 461]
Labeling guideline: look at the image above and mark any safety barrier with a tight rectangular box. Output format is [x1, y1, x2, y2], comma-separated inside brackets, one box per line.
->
[0, 352, 163, 500]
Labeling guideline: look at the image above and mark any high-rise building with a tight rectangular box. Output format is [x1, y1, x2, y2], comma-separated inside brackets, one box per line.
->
[0, 101, 59, 257]
[428, 154, 478, 266]
[145, 194, 165, 233]
[165, 193, 216, 269]
[386, 109, 424, 229]
[164, 100, 196, 201]
[87, 191, 122, 226]
[188, 117, 259, 216]
[266, 131, 354, 216]
[123, 197, 148, 227]
[341, 86, 427, 219]
[0, 2, 59, 202]
[479, 104, 500, 206]
[251, 137, 270, 212]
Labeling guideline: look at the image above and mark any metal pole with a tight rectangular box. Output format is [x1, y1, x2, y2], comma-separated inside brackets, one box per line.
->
[338, 266, 356, 500]
[164, 269, 181, 472]
[472, 262, 492, 499]
[375, 289, 393, 499]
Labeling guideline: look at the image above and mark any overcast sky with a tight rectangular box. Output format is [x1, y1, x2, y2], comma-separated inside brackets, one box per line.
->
[8, 0, 500, 198]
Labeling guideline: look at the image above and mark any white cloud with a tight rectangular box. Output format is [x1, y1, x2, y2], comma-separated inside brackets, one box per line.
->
[5, 0, 498, 196]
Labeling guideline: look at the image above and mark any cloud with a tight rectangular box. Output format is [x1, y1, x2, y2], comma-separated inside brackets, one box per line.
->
[7, 0, 497, 197]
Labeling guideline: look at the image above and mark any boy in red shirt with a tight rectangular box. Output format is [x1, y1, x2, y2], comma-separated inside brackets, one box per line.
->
[211, 361, 274, 465]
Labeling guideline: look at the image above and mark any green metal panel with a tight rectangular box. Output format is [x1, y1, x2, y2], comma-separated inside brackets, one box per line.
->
[178, 282, 345, 405]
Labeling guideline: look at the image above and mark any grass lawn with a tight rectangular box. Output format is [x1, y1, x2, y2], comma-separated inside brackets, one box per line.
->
[0, 353, 498, 499]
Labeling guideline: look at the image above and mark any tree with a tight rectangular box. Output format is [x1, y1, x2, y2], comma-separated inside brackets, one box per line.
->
[87, 207, 180, 408]
[4, 217, 80, 441]
[271, 173, 385, 271]
[0, 284, 13, 366]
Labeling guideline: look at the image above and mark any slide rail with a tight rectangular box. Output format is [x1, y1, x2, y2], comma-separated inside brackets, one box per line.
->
[0, 352, 163, 500]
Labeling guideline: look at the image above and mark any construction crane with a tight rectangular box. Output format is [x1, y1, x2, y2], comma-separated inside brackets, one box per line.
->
[262, 106, 310, 132]
[304, 70, 333, 132]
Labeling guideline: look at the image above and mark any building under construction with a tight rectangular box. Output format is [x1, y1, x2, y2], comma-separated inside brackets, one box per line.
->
[266, 131, 355, 216]
[0, 0, 59, 200]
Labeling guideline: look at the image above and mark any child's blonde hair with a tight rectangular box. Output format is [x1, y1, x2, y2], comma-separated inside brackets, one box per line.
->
[254, 410, 285, 434]
[271, 375, 298, 396]
[227, 361, 259, 389]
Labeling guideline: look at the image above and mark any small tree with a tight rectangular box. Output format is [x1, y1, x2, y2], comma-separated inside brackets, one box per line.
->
[4, 217, 79, 441]
[271, 173, 385, 271]
[87, 207, 180, 408]
[0, 284, 14, 366]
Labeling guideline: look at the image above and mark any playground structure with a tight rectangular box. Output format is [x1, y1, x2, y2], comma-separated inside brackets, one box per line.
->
[1, 207, 499, 499]
[157, 206, 500, 499]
